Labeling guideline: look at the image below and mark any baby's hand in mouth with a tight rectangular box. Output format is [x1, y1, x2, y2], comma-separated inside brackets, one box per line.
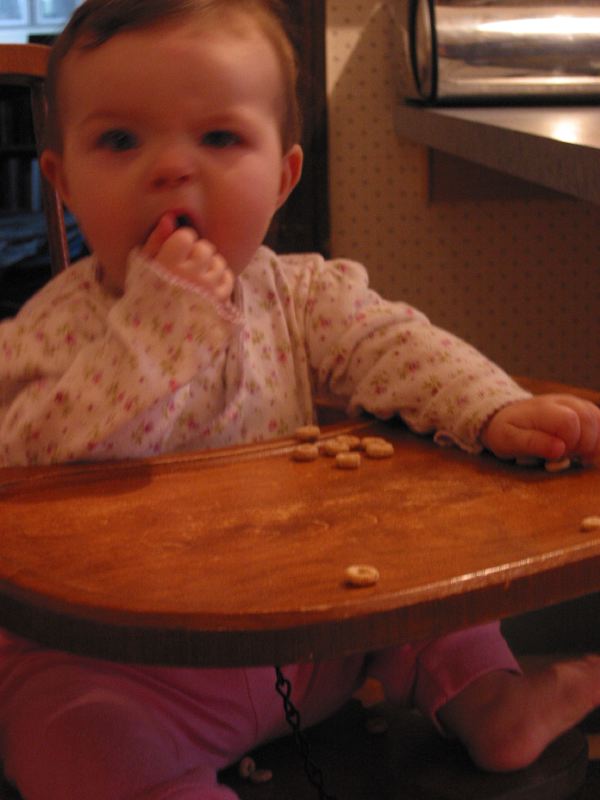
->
[141, 211, 182, 259]
[141, 212, 234, 303]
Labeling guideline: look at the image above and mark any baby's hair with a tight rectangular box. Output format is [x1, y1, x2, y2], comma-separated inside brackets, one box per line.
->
[45, 0, 302, 152]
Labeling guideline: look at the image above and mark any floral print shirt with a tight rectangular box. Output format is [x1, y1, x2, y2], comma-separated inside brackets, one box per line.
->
[0, 246, 530, 466]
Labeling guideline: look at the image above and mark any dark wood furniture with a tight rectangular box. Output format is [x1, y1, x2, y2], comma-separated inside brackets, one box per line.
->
[0, 44, 69, 276]
[267, 0, 329, 256]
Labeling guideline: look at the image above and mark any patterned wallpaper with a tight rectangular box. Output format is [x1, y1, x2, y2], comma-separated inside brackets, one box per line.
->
[326, 1, 600, 388]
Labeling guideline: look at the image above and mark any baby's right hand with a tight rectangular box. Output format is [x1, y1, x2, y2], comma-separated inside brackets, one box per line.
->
[142, 213, 235, 304]
[481, 394, 600, 464]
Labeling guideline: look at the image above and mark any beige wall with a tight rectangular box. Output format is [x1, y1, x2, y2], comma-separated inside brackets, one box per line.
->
[326, 1, 600, 388]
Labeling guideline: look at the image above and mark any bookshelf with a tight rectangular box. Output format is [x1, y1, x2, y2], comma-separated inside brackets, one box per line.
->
[0, 84, 41, 212]
[0, 4, 84, 318]
[0, 78, 86, 319]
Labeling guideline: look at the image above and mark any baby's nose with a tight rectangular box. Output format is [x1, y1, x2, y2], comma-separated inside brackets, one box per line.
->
[148, 145, 196, 189]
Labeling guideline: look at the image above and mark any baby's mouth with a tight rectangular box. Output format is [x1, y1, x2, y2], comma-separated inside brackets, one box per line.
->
[172, 211, 203, 237]
[175, 214, 194, 229]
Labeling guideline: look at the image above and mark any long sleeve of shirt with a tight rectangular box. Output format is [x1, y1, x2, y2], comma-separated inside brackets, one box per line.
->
[296, 255, 531, 452]
[0, 250, 240, 465]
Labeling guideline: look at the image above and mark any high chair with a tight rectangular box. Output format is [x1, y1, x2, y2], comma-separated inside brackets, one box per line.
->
[0, 42, 594, 800]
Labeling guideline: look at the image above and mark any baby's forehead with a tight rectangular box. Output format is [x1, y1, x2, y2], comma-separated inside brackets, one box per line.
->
[61, 11, 278, 85]
[62, 21, 282, 102]
[71, 7, 268, 52]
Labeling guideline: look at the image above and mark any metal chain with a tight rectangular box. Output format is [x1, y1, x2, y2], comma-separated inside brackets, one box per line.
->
[274, 666, 338, 800]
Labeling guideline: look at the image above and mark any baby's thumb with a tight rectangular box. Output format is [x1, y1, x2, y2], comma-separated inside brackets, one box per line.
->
[141, 213, 175, 259]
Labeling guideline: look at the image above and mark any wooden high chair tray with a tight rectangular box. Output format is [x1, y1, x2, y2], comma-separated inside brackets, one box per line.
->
[0, 379, 599, 667]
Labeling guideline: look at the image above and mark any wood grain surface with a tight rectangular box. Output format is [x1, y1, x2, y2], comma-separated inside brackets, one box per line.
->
[0, 379, 598, 667]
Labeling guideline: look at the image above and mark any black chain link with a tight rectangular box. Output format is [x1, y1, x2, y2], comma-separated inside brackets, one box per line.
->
[274, 666, 338, 800]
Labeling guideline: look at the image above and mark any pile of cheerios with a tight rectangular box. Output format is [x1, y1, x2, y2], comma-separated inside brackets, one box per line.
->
[291, 425, 394, 470]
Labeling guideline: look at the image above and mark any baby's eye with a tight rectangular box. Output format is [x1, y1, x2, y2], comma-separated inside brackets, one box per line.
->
[97, 129, 138, 151]
[201, 130, 241, 149]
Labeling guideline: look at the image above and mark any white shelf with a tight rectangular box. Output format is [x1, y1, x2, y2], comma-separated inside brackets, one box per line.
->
[395, 104, 600, 205]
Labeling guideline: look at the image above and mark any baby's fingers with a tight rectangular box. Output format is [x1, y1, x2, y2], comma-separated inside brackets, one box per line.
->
[193, 249, 234, 302]
[540, 395, 600, 462]
[211, 265, 235, 303]
[565, 398, 600, 462]
[154, 228, 199, 271]
[501, 424, 568, 462]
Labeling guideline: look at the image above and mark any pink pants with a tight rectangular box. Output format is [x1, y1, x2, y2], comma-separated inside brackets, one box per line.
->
[0, 623, 518, 800]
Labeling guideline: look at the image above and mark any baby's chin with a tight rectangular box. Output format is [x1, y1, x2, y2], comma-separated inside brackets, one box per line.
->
[94, 261, 126, 297]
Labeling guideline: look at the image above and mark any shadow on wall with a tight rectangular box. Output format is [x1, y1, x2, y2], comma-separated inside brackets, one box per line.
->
[327, 0, 428, 288]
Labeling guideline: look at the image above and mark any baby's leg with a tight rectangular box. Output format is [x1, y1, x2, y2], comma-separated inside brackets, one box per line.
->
[370, 622, 600, 773]
[438, 654, 600, 772]
[0, 652, 255, 800]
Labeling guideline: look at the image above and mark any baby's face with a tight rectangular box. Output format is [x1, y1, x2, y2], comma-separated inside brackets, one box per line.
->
[43, 16, 302, 294]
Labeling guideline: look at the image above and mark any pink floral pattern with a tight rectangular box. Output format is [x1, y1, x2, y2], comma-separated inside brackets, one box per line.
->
[0, 246, 530, 466]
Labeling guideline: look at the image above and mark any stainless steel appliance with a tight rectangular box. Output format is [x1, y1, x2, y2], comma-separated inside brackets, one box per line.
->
[388, 0, 600, 102]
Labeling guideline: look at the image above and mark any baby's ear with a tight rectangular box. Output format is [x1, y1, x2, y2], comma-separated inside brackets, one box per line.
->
[40, 149, 71, 205]
[276, 143, 303, 209]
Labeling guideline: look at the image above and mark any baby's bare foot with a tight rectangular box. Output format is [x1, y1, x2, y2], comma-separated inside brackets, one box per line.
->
[439, 655, 600, 771]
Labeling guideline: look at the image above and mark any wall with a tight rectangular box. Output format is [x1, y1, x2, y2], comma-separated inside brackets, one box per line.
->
[326, 1, 600, 388]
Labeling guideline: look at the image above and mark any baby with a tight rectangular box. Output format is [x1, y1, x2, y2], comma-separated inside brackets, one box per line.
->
[1, 1, 600, 798]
